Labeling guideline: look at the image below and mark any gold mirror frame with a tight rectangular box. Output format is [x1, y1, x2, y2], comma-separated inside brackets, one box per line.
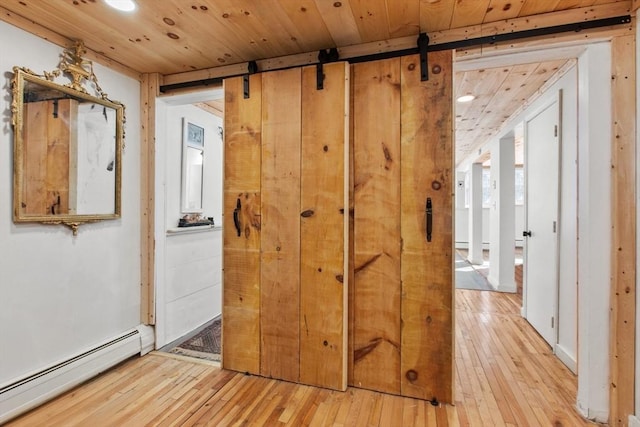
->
[11, 41, 125, 235]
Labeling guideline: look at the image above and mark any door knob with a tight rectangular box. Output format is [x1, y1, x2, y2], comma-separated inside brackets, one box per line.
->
[523, 230, 531, 237]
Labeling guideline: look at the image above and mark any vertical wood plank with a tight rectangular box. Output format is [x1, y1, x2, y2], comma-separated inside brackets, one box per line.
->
[483, 0, 524, 23]
[260, 68, 302, 382]
[22, 99, 73, 215]
[299, 62, 349, 391]
[68, 100, 78, 213]
[23, 101, 48, 215]
[400, 51, 454, 403]
[140, 72, 159, 326]
[385, 0, 420, 38]
[348, 66, 356, 387]
[352, 58, 402, 394]
[46, 98, 72, 215]
[223, 74, 263, 375]
[420, 0, 455, 32]
[312, 0, 362, 47]
[450, 0, 492, 28]
[349, 0, 392, 41]
[609, 33, 636, 427]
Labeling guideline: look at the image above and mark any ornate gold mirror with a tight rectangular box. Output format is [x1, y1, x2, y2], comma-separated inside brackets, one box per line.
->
[11, 41, 124, 235]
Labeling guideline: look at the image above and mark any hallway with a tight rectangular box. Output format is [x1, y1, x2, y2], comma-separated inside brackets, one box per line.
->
[7, 288, 591, 426]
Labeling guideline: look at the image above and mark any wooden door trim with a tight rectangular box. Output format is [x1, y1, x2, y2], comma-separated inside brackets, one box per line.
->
[140, 72, 160, 325]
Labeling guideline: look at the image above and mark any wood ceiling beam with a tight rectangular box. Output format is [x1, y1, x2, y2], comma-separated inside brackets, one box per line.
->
[0, 6, 141, 81]
[162, 2, 631, 89]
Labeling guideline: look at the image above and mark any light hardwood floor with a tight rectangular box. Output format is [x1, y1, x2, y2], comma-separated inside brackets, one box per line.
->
[7, 290, 592, 426]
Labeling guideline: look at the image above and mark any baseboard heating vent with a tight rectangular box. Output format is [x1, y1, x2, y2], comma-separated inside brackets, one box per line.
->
[0, 326, 151, 424]
[0, 330, 138, 396]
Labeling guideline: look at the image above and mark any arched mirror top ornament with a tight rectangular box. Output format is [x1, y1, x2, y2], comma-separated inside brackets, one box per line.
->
[11, 40, 126, 235]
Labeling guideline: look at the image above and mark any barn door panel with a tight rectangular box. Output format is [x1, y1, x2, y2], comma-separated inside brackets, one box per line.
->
[299, 62, 350, 390]
[400, 52, 453, 402]
[260, 67, 302, 382]
[352, 58, 402, 395]
[222, 74, 262, 375]
[351, 52, 453, 402]
[224, 64, 350, 391]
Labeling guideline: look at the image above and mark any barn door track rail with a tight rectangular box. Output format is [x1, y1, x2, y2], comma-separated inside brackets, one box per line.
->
[159, 14, 630, 93]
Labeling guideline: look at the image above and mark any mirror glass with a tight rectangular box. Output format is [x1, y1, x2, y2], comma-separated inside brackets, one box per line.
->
[181, 119, 204, 212]
[12, 67, 123, 231]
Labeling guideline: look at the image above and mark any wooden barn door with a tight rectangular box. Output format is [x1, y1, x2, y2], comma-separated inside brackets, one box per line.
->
[223, 62, 350, 391]
[224, 52, 453, 400]
[351, 51, 453, 402]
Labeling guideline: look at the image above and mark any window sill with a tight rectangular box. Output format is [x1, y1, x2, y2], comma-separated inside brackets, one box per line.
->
[166, 225, 222, 236]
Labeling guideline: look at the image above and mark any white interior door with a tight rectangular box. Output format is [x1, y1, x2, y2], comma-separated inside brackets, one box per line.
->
[524, 95, 560, 347]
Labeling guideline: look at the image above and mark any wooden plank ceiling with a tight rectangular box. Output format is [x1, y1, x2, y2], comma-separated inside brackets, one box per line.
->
[455, 58, 573, 162]
[0, 0, 631, 163]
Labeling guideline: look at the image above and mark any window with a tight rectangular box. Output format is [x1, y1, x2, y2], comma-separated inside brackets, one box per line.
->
[482, 167, 491, 207]
[181, 119, 205, 213]
[465, 166, 522, 208]
[515, 167, 524, 205]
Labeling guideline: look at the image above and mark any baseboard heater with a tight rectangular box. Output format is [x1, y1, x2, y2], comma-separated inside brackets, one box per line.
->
[0, 325, 154, 424]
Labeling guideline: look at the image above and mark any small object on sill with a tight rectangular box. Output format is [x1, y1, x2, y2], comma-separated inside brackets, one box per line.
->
[178, 213, 214, 227]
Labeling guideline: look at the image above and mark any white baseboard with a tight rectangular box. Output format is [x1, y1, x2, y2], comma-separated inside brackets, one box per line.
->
[455, 241, 524, 250]
[455, 242, 491, 250]
[0, 324, 154, 424]
[629, 414, 640, 427]
[554, 343, 577, 374]
[488, 275, 517, 293]
[138, 324, 155, 355]
[576, 401, 608, 424]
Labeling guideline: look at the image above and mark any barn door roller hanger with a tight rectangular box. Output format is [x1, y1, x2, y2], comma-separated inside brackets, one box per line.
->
[316, 48, 340, 90]
[243, 61, 258, 99]
[418, 33, 430, 82]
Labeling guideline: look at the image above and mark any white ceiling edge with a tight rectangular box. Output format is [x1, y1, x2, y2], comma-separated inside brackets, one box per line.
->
[159, 88, 224, 106]
[453, 42, 587, 72]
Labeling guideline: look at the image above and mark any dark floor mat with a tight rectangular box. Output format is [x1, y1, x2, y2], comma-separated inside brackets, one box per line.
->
[168, 318, 221, 362]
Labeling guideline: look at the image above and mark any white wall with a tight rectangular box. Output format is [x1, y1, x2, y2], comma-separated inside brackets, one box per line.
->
[575, 43, 611, 422]
[155, 100, 223, 347]
[0, 21, 142, 385]
[488, 135, 516, 292]
[163, 230, 222, 344]
[556, 67, 578, 375]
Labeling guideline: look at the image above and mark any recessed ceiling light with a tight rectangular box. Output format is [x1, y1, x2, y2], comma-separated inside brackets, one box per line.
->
[105, 0, 136, 12]
[456, 94, 475, 103]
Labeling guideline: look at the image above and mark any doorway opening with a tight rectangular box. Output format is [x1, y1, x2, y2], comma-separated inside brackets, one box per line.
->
[152, 88, 225, 364]
[453, 45, 584, 385]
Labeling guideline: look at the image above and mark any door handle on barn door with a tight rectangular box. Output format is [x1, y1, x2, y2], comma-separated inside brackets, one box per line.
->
[233, 198, 242, 237]
[426, 197, 432, 242]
